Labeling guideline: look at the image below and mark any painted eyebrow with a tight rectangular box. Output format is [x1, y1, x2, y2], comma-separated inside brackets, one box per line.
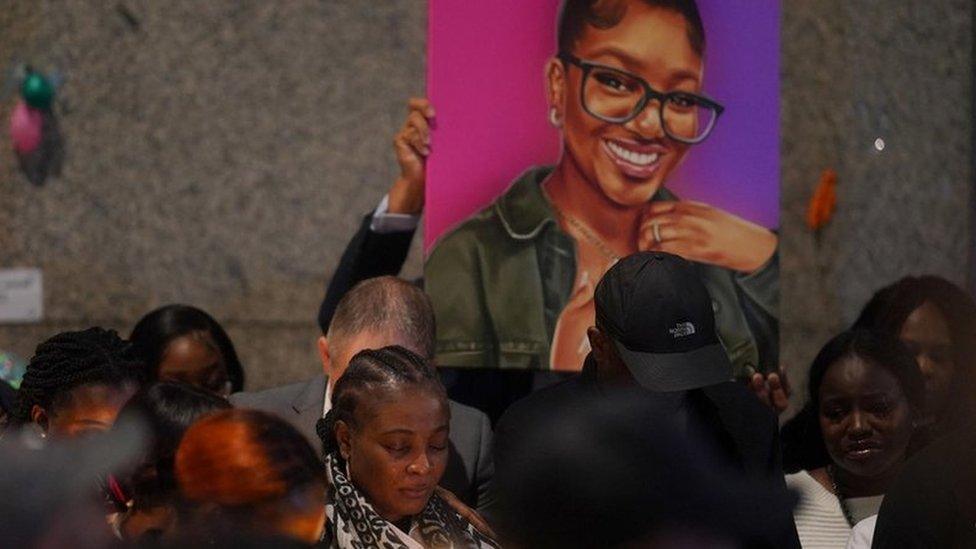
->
[585, 45, 701, 84]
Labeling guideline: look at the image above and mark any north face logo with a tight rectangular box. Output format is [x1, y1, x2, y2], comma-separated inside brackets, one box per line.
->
[669, 322, 696, 338]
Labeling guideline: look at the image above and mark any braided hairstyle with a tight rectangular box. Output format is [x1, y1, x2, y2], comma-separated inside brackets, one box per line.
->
[13, 327, 144, 425]
[316, 345, 447, 457]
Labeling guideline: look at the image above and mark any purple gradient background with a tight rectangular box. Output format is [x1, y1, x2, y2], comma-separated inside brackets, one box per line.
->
[426, 0, 780, 250]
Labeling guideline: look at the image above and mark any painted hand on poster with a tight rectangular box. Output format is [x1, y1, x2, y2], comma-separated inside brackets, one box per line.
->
[549, 270, 599, 371]
[639, 201, 778, 273]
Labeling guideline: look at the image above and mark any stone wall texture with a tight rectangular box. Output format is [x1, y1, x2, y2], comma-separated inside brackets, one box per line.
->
[0, 1, 972, 401]
[780, 0, 973, 413]
[0, 1, 426, 389]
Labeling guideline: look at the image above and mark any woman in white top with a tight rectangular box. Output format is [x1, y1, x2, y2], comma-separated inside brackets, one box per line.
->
[785, 329, 925, 548]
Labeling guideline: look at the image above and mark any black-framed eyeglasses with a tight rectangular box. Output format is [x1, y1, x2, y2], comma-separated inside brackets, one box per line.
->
[558, 52, 724, 145]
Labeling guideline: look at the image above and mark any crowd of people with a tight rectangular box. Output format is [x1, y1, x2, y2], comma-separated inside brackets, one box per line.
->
[3, 0, 974, 547]
[3, 252, 973, 548]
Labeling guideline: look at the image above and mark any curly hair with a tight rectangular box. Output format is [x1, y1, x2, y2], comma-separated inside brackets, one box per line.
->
[14, 327, 144, 424]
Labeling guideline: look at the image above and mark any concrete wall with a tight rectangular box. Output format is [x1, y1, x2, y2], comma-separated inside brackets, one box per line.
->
[0, 1, 426, 389]
[1, 1, 972, 398]
[780, 0, 973, 412]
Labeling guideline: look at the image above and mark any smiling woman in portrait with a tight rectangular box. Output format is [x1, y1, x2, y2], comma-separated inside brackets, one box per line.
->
[413, 0, 778, 373]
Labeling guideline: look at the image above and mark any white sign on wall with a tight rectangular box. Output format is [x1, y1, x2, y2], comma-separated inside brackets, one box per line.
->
[0, 268, 43, 323]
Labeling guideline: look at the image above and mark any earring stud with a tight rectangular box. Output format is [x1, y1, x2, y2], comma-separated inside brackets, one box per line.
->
[549, 107, 562, 128]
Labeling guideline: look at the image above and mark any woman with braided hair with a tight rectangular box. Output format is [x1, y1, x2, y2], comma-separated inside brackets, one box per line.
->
[316, 345, 498, 548]
[12, 327, 143, 439]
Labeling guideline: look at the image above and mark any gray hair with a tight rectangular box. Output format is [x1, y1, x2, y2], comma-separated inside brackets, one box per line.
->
[326, 276, 436, 359]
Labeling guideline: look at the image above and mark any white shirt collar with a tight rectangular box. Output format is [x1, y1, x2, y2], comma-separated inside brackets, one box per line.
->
[322, 380, 334, 417]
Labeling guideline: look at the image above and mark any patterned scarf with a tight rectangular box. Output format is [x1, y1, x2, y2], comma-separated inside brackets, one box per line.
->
[324, 453, 498, 549]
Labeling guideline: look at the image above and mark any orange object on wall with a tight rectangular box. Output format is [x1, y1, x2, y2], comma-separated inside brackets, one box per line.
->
[806, 169, 837, 231]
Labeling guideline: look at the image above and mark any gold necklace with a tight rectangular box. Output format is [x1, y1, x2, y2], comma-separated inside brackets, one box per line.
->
[543, 187, 622, 263]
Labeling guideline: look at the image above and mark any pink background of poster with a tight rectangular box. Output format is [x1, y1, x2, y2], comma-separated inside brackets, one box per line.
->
[426, 0, 780, 250]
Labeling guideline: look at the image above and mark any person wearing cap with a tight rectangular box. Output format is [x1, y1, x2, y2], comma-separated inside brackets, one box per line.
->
[488, 251, 799, 548]
[490, 391, 797, 548]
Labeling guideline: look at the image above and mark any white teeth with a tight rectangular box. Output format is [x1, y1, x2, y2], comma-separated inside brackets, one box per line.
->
[606, 141, 659, 166]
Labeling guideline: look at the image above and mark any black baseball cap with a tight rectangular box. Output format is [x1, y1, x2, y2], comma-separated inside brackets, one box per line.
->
[594, 252, 733, 391]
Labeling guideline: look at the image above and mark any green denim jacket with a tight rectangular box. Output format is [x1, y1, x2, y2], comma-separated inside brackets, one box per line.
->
[425, 167, 779, 378]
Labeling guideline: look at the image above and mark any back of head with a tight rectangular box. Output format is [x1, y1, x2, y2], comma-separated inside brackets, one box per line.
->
[14, 327, 144, 425]
[175, 409, 324, 542]
[316, 345, 445, 457]
[117, 382, 231, 506]
[130, 304, 245, 392]
[176, 408, 322, 506]
[492, 390, 791, 548]
[593, 252, 732, 390]
[326, 277, 436, 359]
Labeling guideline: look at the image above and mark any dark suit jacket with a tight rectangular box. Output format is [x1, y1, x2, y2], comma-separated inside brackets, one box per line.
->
[872, 429, 976, 548]
[488, 356, 800, 548]
[318, 214, 415, 333]
[231, 374, 495, 511]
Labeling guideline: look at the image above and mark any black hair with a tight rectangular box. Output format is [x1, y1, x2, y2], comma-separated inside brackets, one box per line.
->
[557, 0, 705, 57]
[853, 275, 976, 425]
[129, 304, 245, 393]
[807, 330, 925, 412]
[315, 345, 447, 457]
[116, 381, 231, 509]
[782, 330, 925, 472]
[13, 327, 145, 424]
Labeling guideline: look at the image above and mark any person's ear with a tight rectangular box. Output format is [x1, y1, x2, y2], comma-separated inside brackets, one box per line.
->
[545, 58, 567, 124]
[317, 336, 333, 378]
[31, 404, 49, 435]
[335, 420, 352, 461]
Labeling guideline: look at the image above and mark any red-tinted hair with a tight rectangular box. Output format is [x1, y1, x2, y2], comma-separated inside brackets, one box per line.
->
[175, 409, 323, 507]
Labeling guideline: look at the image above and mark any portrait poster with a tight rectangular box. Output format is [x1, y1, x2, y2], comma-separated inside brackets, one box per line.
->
[425, 0, 780, 374]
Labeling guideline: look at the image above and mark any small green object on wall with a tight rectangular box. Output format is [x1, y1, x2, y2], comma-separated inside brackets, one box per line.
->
[21, 71, 55, 110]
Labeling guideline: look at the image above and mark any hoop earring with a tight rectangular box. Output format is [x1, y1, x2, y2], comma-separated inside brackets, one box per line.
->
[548, 107, 562, 128]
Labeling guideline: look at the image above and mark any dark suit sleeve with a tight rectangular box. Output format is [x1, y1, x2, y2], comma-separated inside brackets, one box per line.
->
[473, 410, 495, 513]
[317, 213, 417, 332]
[872, 435, 967, 549]
[873, 471, 954, 548]
[767, 412, 802, 549]
[480, 400, 525, 525]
